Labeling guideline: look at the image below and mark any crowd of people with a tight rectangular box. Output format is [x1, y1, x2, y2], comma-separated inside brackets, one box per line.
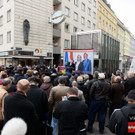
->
[0, 64, 135, 135]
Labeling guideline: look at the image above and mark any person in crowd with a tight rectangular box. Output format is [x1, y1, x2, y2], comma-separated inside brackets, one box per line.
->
[1, 118, 27, 135]
[87, 71, 99, 92]
[0, 78, 11, 131]
[40, 76, 53, 99]
[48, 76, 69, 135]
[83, 75, 89, 86]
[27, 77, 49, 135]
[4, 79, 38, 135]
[75, 55, 83, 73]
[24, 70, 33, 79]
[7, 77, 17, 94]
[67, 60, 75, 71]
[6, 65, 14, 77]
[72, 81, 85, 102]
[0, 71, 8, 85]
[53, 87, 88, 135]
[88, 73, 111, 134]
[14, 68, 24, 84]
[82, 53, 91, 74]
[50, 73, 58, 86]
[51, 65, 57, 74]
[109, 89, 135, 135]
[109, 76, 125, 117]
[124, 71, 135, 96]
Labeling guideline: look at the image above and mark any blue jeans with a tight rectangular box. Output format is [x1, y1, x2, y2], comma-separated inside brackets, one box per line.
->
[88, 100, 107, 132]
[51, 117, 58, 135]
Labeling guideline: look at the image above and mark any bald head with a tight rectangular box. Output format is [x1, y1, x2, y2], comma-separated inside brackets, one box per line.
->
[114, 76, 121, 83]
[17, 79, 30, 92]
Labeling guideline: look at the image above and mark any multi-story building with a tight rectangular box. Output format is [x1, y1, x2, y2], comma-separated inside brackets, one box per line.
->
[0, 0, 53, 66]
[130, 34, 135, 58]
[53, 0, 97, 65]
[97, 0, 118, 38]
[117, 19, 125, 71]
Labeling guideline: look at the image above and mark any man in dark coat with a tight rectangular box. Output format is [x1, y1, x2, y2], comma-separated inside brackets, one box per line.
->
[53, 87, 88, 135]
[109, 89, 135, 135]
[27, 77, 49, 135]
[4, 79, 38, 135]
[124, 71, 135, 96]
[109, 76, 125, 117]
[88, 73, 111, 134]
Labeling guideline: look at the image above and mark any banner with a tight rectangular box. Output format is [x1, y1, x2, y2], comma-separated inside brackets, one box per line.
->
[64, 49, 94, 74]
[33, 49, 47, 56]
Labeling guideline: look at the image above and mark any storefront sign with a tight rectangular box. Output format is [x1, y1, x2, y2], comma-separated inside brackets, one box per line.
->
[0, 52, 8, 56]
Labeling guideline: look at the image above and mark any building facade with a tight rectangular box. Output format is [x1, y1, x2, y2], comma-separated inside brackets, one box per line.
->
[97, 0, 117, 38]
[53, 0, 97, 65]
[117, 19, 125, 71]
[0, 0, 53, 66]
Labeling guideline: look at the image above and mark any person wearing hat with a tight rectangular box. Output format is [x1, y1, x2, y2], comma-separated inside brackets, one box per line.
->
[88, 73, 111, 134]
[109, 89, 135, 135]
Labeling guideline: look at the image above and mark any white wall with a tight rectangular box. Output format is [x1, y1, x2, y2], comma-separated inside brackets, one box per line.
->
[0, 0, 14, 52]
[14, 0, 53, 53]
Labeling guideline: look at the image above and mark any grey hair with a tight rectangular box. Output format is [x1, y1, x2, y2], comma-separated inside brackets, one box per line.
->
[2, 78, 12, 86]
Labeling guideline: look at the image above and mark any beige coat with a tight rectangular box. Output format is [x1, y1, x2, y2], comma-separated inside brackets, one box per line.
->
[0, 86, 8, 119]
[48, 84, 69, 112]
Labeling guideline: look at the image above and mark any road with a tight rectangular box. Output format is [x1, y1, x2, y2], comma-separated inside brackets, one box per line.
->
[87, 121, 114, 135]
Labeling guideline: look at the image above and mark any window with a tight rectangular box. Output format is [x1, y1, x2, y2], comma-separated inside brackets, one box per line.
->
[88, 8, 91, 15]
[81, 17, 85, 25]
[109, 25, 111, 34]
[74, 12, 78, 21]
[99, 17, 101, 29]
[7, 31, 11, 43]
[7, 9, 11, 22]
[93, 0, 96, 7]
[99, 6, 101, 11]
[0, 0, 3, 7]
[106, 22, 108, 32]
[87, 20, 91, 28]
[74, 0, 78, 6]
[0, 35, 3, 45]
[0, 16, 3, 26]
[73, 27, 77, 32]
[65, 7, 70, 17]
[81, 3, 85, 11]
[106, 12, 108, 17]
[103, 10, 105, 14]
[93, 23, 96, 30]
[64, 39, 69, 49]
[93, 12, 96, 19]
[65, 23, 70, 33]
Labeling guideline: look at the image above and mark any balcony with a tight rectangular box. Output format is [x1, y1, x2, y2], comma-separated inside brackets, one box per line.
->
[53, 0, 62, 5]
[53, 28, 61, 38]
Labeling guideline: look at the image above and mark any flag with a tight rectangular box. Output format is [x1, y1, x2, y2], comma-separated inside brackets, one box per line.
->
[65, 52, 68, 66]
[70, 52, 73, 60]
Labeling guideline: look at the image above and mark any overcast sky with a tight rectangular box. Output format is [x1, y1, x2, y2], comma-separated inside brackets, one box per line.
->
[107, 0, 135, 37]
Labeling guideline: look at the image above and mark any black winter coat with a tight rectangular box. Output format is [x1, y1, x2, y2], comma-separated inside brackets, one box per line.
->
[27, 85, 49, 121]
[109, 104, 135, 135]
[124, 77, 135, 96]
[4, 93, 38, 135]
[53, 97, 88, 135]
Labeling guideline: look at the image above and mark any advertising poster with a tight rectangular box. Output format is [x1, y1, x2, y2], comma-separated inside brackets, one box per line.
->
[34, 49, 47, 56]
[64, 49, 94, 74]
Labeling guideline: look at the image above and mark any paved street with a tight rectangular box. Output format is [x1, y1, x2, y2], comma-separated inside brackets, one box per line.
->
[87, 122, 114, 135]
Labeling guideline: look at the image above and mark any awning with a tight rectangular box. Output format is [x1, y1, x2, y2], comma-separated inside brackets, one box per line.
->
[0, 55, 54, 59]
